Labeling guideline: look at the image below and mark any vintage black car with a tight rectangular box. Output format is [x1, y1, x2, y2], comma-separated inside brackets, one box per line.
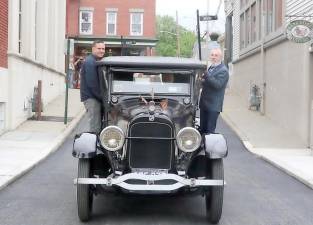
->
[73, 56, 227, 224]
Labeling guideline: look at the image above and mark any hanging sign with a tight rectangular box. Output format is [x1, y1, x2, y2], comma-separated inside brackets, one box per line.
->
[286, 20, 313, 43]
[200, 15, 218, 21]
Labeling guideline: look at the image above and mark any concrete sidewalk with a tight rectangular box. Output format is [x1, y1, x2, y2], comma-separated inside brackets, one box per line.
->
[0, 89, 85, 190]
[221, 89, 313, 189]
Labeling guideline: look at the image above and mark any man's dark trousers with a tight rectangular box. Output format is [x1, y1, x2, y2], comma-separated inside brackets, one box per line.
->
[200, 108, 220, 134]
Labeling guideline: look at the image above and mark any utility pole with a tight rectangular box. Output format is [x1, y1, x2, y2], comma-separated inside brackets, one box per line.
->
[196, 10, 202, 61]
[206, 0, 210, 59]
[64, 38, 70, 124]
[198, 3, 219, 62]
[120, 35, 124, 56]
[176, 11, 181, 57]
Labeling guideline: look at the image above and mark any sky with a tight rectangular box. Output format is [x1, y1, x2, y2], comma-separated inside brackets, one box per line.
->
[156, 0, 226, 34]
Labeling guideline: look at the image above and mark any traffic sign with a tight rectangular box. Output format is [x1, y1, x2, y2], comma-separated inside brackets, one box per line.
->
[200, 15, 218, 21]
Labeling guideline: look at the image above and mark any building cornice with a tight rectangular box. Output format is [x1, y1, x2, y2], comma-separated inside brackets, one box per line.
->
[233, 32, 287, 64]
[7, 52, 65, 77]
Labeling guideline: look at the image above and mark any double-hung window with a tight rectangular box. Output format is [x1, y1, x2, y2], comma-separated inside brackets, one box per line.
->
[79, 9, 93, 35]
[106, 11, 117, 35]
[239, 0, 283, 49]
[130, 12, 143, 36]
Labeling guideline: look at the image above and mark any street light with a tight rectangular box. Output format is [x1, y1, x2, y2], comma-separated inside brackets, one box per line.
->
[159, 30, 180, 57]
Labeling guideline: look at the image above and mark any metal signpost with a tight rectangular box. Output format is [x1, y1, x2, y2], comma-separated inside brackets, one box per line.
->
[196, 10, 202, 61]
[64, 38, 74, 124]
[196, 11, 218, 61]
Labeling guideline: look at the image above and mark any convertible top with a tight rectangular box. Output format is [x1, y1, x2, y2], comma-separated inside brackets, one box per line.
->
[97, 56, 207, 70]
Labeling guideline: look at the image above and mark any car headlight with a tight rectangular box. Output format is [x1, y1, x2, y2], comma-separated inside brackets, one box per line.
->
[176, 127, 201, 152]
[99, 126, 125, 151]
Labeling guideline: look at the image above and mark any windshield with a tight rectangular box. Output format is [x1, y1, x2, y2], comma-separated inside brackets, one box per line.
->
[111, 70, 191, 95]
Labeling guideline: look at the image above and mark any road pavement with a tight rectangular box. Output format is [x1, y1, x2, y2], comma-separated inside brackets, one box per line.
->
[0, 116, 312, 225]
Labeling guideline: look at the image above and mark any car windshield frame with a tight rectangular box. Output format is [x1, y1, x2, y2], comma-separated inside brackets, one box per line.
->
[108, 68, 193, 96]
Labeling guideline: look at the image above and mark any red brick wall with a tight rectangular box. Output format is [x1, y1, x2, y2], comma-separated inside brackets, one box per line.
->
[0, 0, 8, 68]
[67, 0, 155, 38]
[67, 0, 80, 36]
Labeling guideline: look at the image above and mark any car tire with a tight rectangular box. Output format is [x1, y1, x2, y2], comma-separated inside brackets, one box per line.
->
[205, 158, 224, 224]
[77, 158, 93, 222]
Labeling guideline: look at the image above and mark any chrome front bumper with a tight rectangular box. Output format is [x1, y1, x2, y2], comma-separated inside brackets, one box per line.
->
[74, 173, 224, 192]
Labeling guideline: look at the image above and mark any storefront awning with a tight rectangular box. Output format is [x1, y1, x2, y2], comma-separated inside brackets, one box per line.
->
[69, 36, 158, 47]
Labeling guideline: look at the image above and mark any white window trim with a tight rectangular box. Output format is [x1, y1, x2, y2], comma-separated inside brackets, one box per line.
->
[106, 8, 118, 12]
[79, 10, 93, 35]
[106, 12, 117, 35]
[129, 8, 144, 13]
[130, 13, 143, 36]
[80, 7, 94, 11]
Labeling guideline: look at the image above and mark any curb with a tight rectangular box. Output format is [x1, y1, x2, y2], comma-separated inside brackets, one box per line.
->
[220, 112, 249, 143]
[221, 113, 313, 190]
[255, 154, 313, 189]
[0, 109, 86, 191]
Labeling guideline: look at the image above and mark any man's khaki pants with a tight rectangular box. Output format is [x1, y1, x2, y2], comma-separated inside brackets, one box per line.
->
[83, 98, 101, 133]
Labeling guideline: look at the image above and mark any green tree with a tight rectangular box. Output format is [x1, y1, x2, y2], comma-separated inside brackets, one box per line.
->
[156, 15, 196, 57]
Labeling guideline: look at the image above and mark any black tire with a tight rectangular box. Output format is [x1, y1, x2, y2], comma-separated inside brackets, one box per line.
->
[205, 159, 224, 224]
[77, 158, 93, 222]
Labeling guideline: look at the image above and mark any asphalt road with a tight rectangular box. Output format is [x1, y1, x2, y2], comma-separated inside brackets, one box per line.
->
[0, 116, 312, 225]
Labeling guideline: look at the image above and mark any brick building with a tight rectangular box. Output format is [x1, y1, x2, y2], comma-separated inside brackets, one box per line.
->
[0, 0, 8, 69]
[0, 0, 8, 132]
[66, 0, 157, 57]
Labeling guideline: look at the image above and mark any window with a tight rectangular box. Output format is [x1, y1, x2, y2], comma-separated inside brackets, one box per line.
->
[240, 0, 283, 49]
[240, 2, 255, 49]
[240, 14, 245, 49]
[106, 12, 117, 35]
[130, 13, 143, 36]
[264, 0, 282, 34]
[112, 71, 190, 95]
[265, 0, 273, 34]
[251, 3, 257, 43]
[245, 8, 251, 45]
[18, 0, 22, 53]
[275, 0, 283, 29]
[225, 15, 233, 64]
[79, 10, 93, 35]
[258, 0, 263, 40]
[240, 0, 246, 9]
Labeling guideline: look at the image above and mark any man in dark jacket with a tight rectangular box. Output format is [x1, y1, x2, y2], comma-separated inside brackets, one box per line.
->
[80, 40, 105, 133]
[199, 48, 229, 134]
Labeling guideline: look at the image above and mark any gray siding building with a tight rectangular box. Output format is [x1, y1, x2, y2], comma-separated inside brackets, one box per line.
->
[224, 0, 313, 148]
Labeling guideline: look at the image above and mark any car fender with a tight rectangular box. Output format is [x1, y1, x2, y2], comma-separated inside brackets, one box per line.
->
[203, 133, 228, 159]
[72, 132, 97, 158]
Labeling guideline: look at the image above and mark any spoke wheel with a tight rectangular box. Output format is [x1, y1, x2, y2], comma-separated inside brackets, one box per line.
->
[77, 158, 93, 222]
[205, 159, 224, 224]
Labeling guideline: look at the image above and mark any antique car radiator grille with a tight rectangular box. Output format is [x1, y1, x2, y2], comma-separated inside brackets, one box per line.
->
[127, 118, 174, 169]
